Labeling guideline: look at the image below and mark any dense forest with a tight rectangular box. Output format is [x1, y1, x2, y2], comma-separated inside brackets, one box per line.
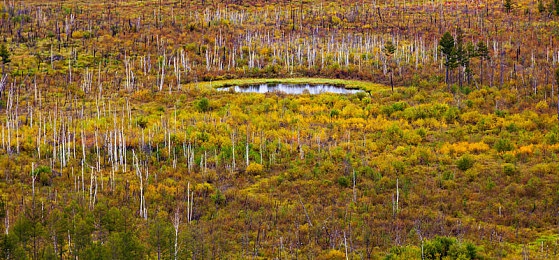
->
[1, 0, 559, 259]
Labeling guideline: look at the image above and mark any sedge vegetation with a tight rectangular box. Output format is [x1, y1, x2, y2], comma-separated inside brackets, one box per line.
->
[0, 0, 559, 259]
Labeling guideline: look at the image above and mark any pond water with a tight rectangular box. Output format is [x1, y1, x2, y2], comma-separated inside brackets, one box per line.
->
[217, 83, 364, 95]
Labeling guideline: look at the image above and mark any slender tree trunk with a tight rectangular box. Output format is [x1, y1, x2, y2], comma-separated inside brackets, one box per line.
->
[390, 70, 394, 92]
[344, 231, 349, 260]
[459, 66, 463, 88]
[500, 50, 505, 88]
[445, 64, 451, 91]
[445, 65, 448, 85]
[173, 207, 180, 260]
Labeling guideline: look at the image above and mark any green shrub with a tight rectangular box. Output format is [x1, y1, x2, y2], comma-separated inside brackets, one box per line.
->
[545, 129, 559, 144]
[423, 236, 478, 260]
[330, 109, 340, 118]
[424, 236, 455, 259]
[494, 138, 514, 152]
[337, 176, 350, 187]
[486, 178, 496, 190]
[442, 171, 454, 180]
[449, 242, 478, 260]
[456, 154, 474, 171]
[355, 91, 367, 101]
[33, 166, 52, 186]
[506, 123, 518, 133]
[196, 97, 210, 112]
[495, 109, 508, 117]
[444, 106, 460, 123]
[503, 163, 518, 176]
[381, 102, 408, 116]
[210, 189, 226, 205]
[135, 117, 148, 129]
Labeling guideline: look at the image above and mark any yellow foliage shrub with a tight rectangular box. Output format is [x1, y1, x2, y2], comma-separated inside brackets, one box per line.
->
[317, 249, 345, 260]
[468, 142, 490, 153]
[516, 144, 534, 156]
[72, 31, 84, 39]
[246, 163, 264, 175]
[404, 131, 422, 145]
[536, 100, 548, 112]
[548, 143, 559, 153]
[460, 111, 482, 124]
[440, 142, 489, 155]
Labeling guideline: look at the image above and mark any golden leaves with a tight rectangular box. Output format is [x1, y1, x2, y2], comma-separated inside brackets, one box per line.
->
[439, 142, 490, 156]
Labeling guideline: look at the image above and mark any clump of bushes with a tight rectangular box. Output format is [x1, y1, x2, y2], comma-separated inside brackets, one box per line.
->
[246, 163, 264, 175]
[494, 138, 514, 152]
[196, 97, 210, 112]
[456, 154, 475, 171]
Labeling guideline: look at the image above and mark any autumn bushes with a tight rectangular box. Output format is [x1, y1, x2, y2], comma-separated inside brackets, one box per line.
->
[440, 142, 490, 155]
[245, 162, 264, 175]
[3, 82, 559, 258]
[386, 236, 479, 260]
[5, 0, 559, 258]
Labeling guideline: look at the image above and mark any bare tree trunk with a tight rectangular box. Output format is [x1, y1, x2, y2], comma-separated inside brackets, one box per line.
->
[344, 231, 349, 260]
[390, 70, 394, 92]
[173, 207, 180, 260]
[500, 50, 505, 88]
[480, 58, 484, 86]
[231, 130, 236, 172]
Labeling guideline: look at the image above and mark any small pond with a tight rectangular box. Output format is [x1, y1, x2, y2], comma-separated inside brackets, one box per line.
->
[217, 83, 364, 95]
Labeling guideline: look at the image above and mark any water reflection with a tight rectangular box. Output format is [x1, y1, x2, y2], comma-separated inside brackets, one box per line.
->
[218, 83, 363, 94]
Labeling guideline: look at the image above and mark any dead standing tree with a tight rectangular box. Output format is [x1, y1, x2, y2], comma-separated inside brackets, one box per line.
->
[383, 40, 396, 91]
